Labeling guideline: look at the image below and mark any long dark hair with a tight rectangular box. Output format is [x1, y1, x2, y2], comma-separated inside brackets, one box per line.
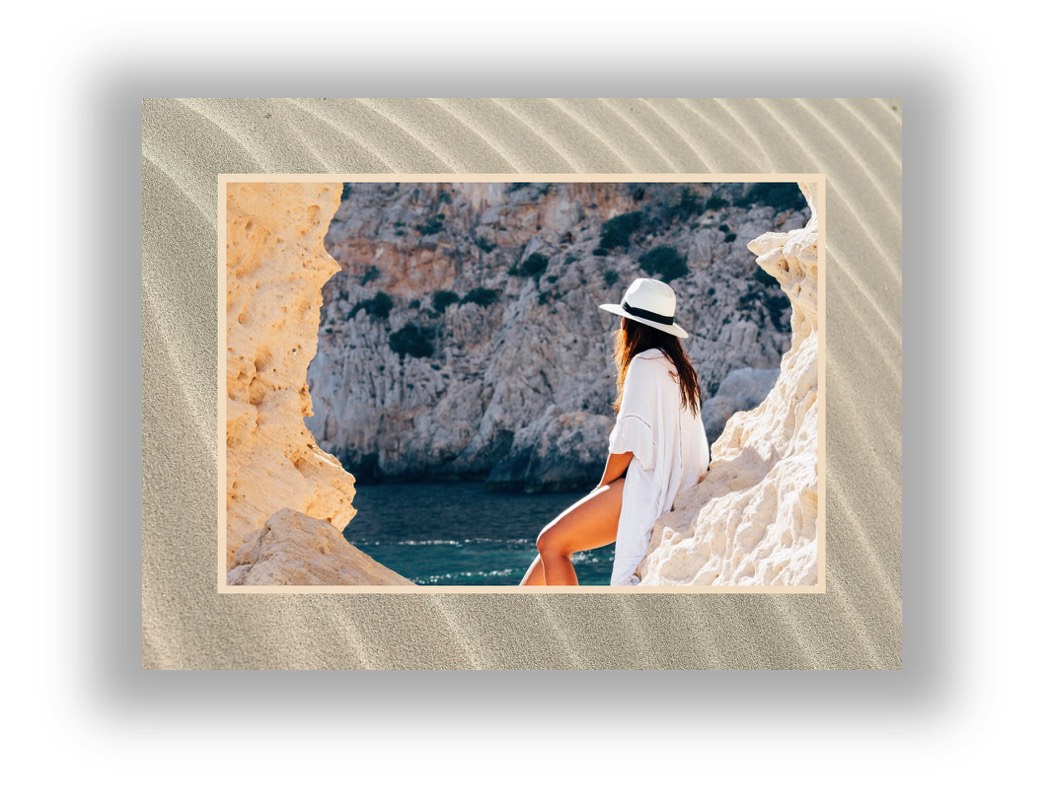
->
[612, 316, 702, 416]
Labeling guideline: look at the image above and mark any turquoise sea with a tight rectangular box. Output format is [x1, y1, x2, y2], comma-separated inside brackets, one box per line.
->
[343, 481, 616, 586]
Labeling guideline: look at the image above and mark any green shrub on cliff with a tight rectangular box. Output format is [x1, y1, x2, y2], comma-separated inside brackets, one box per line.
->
[508, 251, 550, 279]
[638, 246, 689, 282]
[350, 291, 393, 320]
[389, 324, 434, 359]
[432, 290, 460, 313]
[461, 287, 499, 308]
[732, 183, 806, 212]
[704, 194, 728, 211]
[521, 252, 549, 277]
[416, 215, 445, 235]
[598, 211, 643, 252]
[675, 186, 705, 219]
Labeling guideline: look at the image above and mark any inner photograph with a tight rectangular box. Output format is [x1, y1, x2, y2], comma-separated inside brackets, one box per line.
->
[222, 177, 823, 590]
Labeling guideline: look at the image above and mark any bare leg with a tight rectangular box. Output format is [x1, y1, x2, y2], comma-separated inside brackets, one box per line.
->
[520, 479, 624, 586]
[519, 554, 546, 586]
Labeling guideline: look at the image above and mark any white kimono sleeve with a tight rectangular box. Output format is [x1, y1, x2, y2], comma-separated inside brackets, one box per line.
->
[607, 358, 657, 470]
[608, 357, 659, 586]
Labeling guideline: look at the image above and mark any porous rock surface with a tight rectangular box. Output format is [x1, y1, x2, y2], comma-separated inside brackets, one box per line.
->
[225, 182, 359, 569]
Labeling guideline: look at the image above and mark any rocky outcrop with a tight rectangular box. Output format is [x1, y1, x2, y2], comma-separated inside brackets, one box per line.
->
[637, 182, 820, 586]
[227, 508, 415, 586]
[307, 182, 807, 489]
[700, 367, 780, 443]
[225, 182, 359, 568]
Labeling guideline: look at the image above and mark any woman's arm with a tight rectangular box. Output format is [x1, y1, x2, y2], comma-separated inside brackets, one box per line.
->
[597, 450, 633, 489]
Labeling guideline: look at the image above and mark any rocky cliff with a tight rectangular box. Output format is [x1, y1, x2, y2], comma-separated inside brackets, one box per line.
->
[225, 182, 360, 569]
[637, 182, 820, 586]
[307, 181, 806, 490]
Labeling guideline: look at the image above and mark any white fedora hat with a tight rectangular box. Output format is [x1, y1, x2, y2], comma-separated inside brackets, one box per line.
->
[599, 277, 689, 338]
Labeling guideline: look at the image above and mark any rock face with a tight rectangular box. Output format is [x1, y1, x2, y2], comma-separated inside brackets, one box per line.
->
[307, 182, 807, 490]
[225, 182, 359, 568]
[700, 366, 780, 443]
[228, 508, 415, 586]
[638, 182, 820, 586]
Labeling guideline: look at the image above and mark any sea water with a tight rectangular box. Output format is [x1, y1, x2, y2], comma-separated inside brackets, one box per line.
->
[343, 481, 616, 586]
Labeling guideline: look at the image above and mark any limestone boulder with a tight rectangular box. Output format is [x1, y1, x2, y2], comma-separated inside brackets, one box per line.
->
[228, 509, 414, 586]
[225, 182, 358, 567]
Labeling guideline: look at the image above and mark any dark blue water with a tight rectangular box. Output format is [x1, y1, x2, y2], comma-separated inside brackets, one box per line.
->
[343, 481, 616, 585]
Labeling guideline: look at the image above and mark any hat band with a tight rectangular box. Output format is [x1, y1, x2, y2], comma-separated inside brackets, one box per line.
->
[622, 301, 674, 326]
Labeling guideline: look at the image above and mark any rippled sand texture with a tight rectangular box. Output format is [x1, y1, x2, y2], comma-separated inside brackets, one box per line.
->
[142, 98, 901, 669]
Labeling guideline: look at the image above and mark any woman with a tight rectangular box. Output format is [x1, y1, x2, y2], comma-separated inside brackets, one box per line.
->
[519, 277, 711, 587]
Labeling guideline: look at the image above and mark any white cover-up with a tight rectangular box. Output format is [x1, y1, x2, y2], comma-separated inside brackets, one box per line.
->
[607, 348, 710, 585]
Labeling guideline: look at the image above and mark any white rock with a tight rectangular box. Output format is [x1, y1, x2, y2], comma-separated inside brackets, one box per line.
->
[638, 182, 820, 586]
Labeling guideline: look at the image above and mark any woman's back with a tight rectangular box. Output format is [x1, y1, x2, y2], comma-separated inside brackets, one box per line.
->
[608, 347, 710, 584]
[626, 348, 710, 510]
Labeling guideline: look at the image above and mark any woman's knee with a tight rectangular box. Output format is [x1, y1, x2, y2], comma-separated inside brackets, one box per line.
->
[536, 522, 569, 558]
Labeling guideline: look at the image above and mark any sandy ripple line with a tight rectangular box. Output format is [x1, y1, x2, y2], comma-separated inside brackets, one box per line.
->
[764, 597, 825, 669]
[641, 100, 724, 172]
[425, 596, 489, 669]
[142, 147, 217, 228]
[825, 293, 902, 382]
[421, 98, 533, 171]
[819, 576, 891, 669]
[533, 598, 586, 669]
[751, 99, 901, 284]
[827, 244, 902, 344]
[625, 100, 720, 170]
[669, 99, 759, 167]
[141, 156, 219, 382]
[427, 100, 534, 172]
[835, 98, 902, 168]
[312, 597, 377, 670]
[287, 99, 412, 173]
[827, 393, 901, 500]
[270, 100, 351, 172]
[359, 98, 517, 172]
[142, 289, 214, 447]
[539, 98, 642, 170]
[825, 339, 901, 475]
[170, 98, 271, 176]
[490, 98, 609, 171]
[792, 98, 901, 215]
[828, 480, 903, 609]
[709, 99, 778, 169]
[596, 98, 682, 171]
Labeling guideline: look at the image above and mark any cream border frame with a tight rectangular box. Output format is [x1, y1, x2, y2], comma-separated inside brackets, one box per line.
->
[216, 172, 827, 595]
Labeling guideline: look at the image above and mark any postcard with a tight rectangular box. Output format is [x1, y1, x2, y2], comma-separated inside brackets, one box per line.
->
[143, 98, 900, 670]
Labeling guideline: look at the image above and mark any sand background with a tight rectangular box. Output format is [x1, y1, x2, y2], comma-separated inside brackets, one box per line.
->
[142, 98, 901, 669]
